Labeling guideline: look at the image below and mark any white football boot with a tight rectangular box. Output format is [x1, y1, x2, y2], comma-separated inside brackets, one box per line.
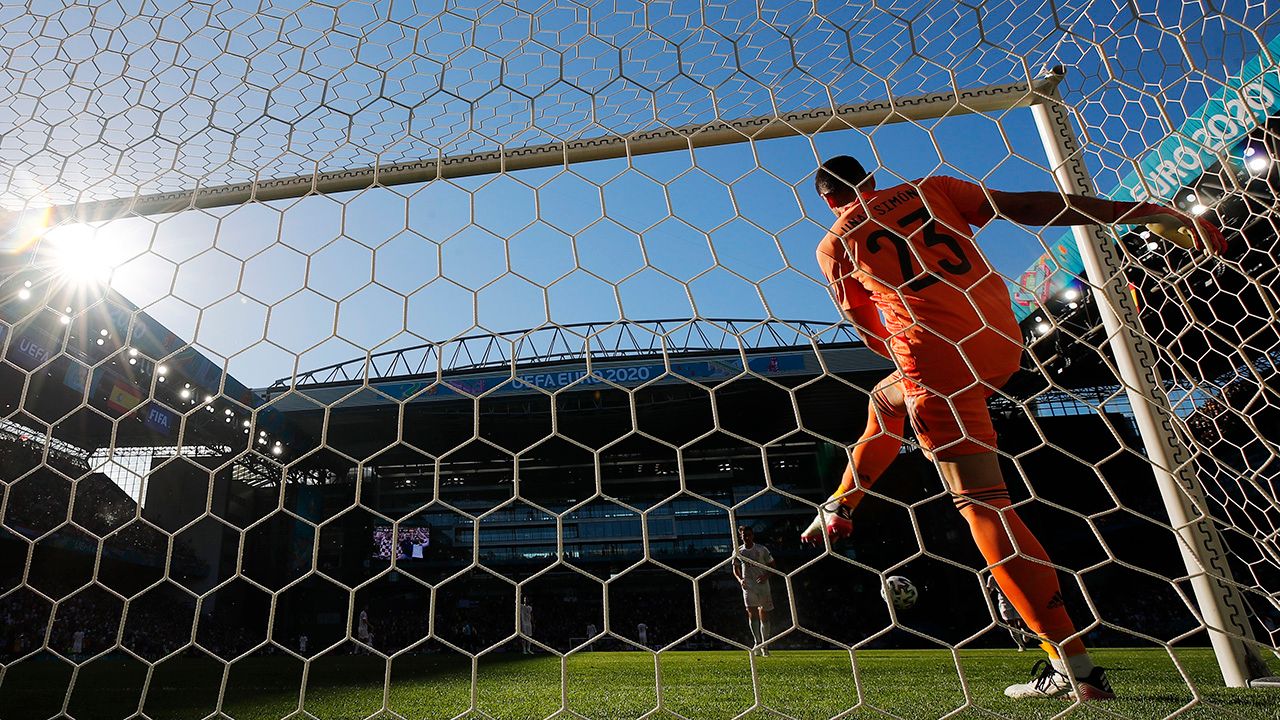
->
[1005, 660, 1115, 701]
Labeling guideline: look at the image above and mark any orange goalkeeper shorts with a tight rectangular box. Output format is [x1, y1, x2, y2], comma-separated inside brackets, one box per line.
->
[896, 331, 1020, 458]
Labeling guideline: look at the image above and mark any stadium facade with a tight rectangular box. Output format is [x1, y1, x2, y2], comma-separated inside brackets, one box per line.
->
[0, 284, 1195, 656]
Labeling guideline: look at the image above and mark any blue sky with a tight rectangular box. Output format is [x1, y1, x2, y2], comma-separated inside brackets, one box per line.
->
[4, 0, 1275, 388]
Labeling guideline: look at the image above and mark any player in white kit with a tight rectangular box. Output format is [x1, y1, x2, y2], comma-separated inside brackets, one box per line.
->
[357, 609, 373, 651]
[637, 622, 648, 647]
[732, 525, 776, 656]
[519, 600, 534, 654]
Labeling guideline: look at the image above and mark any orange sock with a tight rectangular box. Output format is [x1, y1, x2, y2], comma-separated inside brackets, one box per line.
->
[955, 487, 1086, 659]
[830, 392, 907, 510]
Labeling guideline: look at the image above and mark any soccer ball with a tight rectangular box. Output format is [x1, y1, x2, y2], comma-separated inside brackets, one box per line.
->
[880, 575, 918, 610]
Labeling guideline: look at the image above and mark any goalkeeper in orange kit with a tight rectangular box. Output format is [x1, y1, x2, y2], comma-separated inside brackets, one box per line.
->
[803, 155, 1225, 701]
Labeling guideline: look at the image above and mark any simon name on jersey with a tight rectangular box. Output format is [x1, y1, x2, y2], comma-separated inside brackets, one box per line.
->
[834, 186, 921, 234]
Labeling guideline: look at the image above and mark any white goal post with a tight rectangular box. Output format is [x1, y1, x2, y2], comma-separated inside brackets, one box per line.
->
[1030, 85, 1274, 689]
[7, 67, 1273, 689]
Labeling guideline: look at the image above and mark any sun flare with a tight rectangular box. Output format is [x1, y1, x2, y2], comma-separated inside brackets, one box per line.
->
[44, 222, 113, 286]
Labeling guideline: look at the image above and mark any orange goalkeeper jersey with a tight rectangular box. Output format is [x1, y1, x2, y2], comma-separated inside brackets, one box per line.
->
[816, 176, 1021, 391]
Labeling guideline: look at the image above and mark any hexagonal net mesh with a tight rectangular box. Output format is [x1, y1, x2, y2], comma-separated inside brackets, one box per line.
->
[1, 1, 1279, 718]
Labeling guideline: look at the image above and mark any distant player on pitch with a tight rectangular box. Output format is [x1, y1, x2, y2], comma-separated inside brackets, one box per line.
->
[732, 525, 776, 656]
[357, 608, 373, 652]
[519, 599, 534, 655]
[803, 155, 1226, 700]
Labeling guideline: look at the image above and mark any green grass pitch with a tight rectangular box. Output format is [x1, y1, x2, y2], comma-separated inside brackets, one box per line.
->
[3, 648, 1276, 719]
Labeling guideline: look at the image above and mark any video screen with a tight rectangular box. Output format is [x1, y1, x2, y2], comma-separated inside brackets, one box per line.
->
[372, 525, 430, 560]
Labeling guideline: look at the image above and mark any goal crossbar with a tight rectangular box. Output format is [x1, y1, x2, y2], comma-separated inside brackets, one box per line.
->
[5, 72, 1064, 226]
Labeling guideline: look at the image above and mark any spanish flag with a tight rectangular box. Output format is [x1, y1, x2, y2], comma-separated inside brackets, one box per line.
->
[106, 383, 143, 413]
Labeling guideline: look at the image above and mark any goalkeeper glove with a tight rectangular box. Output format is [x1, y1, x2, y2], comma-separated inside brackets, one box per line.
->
[800, 501, 853, 546]
[1128, 201, 1228, 255]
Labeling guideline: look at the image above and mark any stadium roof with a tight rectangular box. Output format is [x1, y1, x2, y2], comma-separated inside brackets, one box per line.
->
[268, 318, 862, 390]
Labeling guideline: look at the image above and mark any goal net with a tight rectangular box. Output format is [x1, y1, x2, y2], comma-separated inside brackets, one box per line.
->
[1, 1, 1278, 718]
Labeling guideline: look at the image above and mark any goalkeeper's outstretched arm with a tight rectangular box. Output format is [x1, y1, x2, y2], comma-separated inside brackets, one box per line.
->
[987, 190, 1228, 254]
